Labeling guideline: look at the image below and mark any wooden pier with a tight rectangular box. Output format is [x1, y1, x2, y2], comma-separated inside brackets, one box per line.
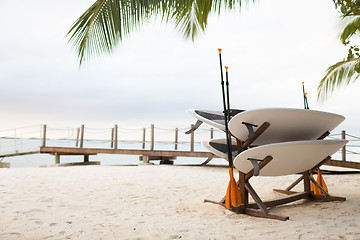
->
[37, 124, 216, 165]
[1, 124, 360, 169]
[40, 146, 214, 165]
[0, 150, 40, 158]
[38, 126, 360, 169]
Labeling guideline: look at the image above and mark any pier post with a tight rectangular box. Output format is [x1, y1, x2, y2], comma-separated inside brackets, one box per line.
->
[111, 128, 114, 148]
[210, 128, 214, 139]
[76, 128, 80, 147]
[138, 155, 154, 165]
[114, 124, 118, 149]
[175, 128, 178, 150]
[80, 125, 84, 148]
[142, 128, 146, 149]
[143, 156, 150, 164]
[342, 130, 346, 161]
[84, 155, 89, 162]
[42, 125, 47, 147]
[55, 152, 60, 164]
[14, 129, 17, 150]
[151, 124, 154, 151]
[190, 124, 194, 152]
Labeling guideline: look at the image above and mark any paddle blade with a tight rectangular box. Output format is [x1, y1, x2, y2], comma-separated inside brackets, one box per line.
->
[225, 168, 241, 209]
[225, 181, 232, 209]
[230, 175, 241, 207]
[311, 170, 328, 195]
[310, 173, 320, 194]
[317, 169, 328, 192]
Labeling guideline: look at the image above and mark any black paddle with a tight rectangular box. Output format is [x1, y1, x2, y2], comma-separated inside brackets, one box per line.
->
[218, 49, 231, 163]
[218, 48, 241, 209]
[302, 82, 309, 109]
[224, 66, 232, 163]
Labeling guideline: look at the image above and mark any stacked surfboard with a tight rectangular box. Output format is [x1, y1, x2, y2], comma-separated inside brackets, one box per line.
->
[185, 109, 244, 133]
[189, 108, 348, 176]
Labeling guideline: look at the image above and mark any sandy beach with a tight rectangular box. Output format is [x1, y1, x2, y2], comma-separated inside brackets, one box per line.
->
[1, 165, 360, 240]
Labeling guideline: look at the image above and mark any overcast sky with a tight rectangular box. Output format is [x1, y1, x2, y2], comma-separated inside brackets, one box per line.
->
[1, 0, 360, 137]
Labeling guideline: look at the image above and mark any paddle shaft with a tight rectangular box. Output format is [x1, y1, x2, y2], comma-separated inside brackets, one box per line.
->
[302, 82, 309, 109]
[218, 50, 233, 167]
[225, 67, 233, 164]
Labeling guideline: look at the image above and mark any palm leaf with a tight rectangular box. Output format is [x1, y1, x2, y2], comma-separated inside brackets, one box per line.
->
[67, 0, 253, 64]
[170, 0, 209, 40]
[67, 0, 158, 64]
[317, 58, 360, 100]
[340, 15, 360, 44]
[171, 0, 247, 40]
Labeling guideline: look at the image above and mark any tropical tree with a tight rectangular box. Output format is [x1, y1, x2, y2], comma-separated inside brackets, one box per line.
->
[317, 0, 360, 99]
[67, 0, 252, 65]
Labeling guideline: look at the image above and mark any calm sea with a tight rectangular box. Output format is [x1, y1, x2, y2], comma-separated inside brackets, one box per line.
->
[1, 135, 359, 168]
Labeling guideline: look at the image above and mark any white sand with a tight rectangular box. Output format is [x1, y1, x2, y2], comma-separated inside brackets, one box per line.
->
[0, 165, 360, 240]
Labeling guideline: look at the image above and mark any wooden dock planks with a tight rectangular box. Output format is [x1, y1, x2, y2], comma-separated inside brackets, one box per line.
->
[40, 146, 214, 158]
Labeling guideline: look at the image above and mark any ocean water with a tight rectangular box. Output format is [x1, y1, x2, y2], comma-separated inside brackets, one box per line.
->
[1, 134, 359, 168]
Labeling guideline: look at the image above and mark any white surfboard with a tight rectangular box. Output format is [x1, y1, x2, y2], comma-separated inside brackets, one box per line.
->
[186, 109, 245, 133]
[229, 108, 345, 145]
[202, 138, 238, 160]
[233, 140, 348, 176]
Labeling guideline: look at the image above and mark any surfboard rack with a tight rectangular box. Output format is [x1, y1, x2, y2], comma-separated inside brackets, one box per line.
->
[272, 156, 346, 202]
[204, 124, 346, 221]
[205, 154, 291, 221]
[206, 155, 346, 221]
[238, 121, 270, 151]
[250, 155, 345, 220]
[242, 122, 258, 139]
[247, 157, 264, 176]
[185, 120, 203, 134]
[200, 155, 214, 166]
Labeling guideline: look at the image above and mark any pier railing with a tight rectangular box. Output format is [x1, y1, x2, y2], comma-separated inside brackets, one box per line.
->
[1, 124, 360, 166]
[40, 124, 218, 152]
[0, 124, 221, 157]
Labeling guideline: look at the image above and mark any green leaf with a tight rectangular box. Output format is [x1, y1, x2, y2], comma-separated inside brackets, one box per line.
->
[67, 0, 254, 65]
[317, 58, 360, 100]
[340, 15, 360, 44]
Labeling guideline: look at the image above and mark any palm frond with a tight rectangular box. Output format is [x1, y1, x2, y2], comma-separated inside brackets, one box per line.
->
[67, 0, 254, 64]
[67, 0, 157, 64]
[171, 0, 250, 40]
[340, 15, 360, 44]
[170, 0, 208, 40]
[317, 58, 360, 100]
